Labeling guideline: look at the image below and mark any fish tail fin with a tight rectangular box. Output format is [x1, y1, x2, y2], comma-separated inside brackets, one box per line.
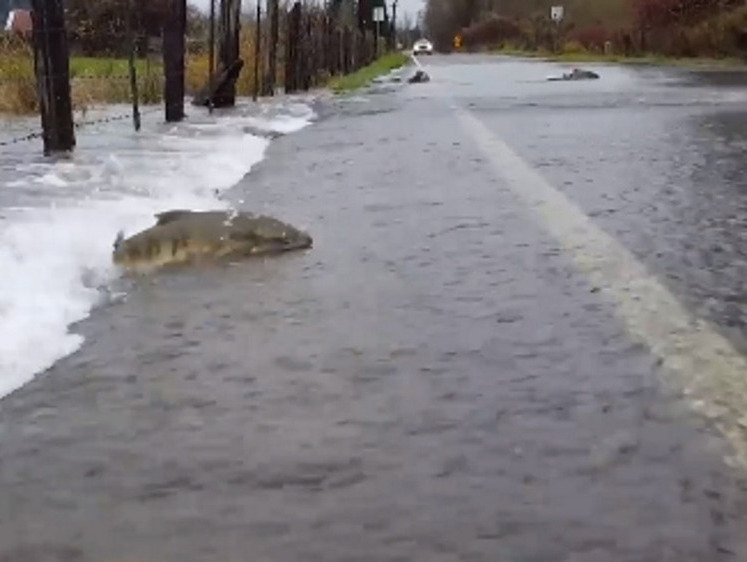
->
[113, 230, 125, 250]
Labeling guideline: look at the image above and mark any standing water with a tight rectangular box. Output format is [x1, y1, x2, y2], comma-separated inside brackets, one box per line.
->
[0, 98, 316, 399]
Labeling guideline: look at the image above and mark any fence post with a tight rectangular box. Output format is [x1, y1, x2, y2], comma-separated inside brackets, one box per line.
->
[214, 0, 242, 107]
[343, 27, 351, 73]
[373, 17, 379, 58]
[163, 0, 186, 122]
[284, 4, 291, 94]
[126, 0, 141, 131]
[338, 28, 345, 75]
[390, 1, 396, 51]
[319, 14, 324, 82]
[30, 0, 75, 154]
[263, 0, 279, 96]
[284, 4, 292, 94]
[208, 0, 216, 112]
[285, 1, 301, 94]
[356, 29, 363, 69]
[361, 30, 366, 67]
[323, 14, 330, 77]
[301, 10, 316, 92]
[330, 25, 337, 76]
[253, 1, 261, 100]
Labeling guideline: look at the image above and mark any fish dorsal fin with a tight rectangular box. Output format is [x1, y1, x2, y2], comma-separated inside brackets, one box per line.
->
[155, 209, 192, 226]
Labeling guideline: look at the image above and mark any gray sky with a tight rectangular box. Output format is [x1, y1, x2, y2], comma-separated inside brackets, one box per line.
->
[188, 0, 424, 25]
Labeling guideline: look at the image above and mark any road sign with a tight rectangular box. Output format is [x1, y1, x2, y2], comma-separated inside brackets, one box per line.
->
[373, 6, 385, 22]
[550, 5, 564, 22]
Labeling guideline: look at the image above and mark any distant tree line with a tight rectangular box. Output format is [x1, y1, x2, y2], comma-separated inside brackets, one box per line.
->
[63, 0, 210, 57]
[62, 0, 403, 58]
[423, 0, 747, 57]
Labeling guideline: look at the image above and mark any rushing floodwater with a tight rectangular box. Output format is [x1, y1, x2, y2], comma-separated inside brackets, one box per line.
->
[2, 57, 747, 561]
[0, 98, 317, 398]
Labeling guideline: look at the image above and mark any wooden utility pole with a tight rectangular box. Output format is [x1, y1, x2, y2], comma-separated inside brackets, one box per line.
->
[163, 0, 187, 122]
[214, 0, 242, 107]
[30, 0, 75, 154]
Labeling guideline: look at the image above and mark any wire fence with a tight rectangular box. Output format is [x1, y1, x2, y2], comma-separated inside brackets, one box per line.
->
[0, 30, 165, 146]
[0, 107, 167, 147]
[0, 0, 395, 151]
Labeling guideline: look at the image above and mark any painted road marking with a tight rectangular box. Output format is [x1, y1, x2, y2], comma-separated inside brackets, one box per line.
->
[454, 106, 747, 471]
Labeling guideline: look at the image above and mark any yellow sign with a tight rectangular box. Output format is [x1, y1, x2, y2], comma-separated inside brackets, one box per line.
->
[453, 34, 462, 49]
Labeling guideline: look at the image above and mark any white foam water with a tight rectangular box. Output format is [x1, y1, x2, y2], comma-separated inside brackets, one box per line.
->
[0, 99, 316, 399]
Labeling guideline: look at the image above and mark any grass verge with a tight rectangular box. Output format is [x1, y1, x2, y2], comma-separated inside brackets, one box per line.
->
[327, 52, 410, 93]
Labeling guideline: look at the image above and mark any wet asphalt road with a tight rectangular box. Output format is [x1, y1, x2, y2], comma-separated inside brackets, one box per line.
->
[3, 54, 747, 561]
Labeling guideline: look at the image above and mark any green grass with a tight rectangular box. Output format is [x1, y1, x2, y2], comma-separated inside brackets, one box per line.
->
[69, 57, 160, 78]
[327, 52, 410, 93]
[491, 46, 747, 70]
[0, 50, 164, 114]
[67, 56, 163, 108]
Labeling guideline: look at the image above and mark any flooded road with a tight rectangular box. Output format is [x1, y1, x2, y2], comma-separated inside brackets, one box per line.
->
[2, 55, 747, 561]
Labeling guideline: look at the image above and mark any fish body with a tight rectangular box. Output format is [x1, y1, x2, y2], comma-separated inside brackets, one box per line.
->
[112, 209, 313, 273]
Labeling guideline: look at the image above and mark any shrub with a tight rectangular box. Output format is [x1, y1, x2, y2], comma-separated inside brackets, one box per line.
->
[562, 40, 588, 54]
[568, 24, 613, 51]
[461, 15, 523, 50]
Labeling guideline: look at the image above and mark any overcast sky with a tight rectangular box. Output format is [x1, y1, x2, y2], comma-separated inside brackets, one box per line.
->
[188, 0, 424, 25]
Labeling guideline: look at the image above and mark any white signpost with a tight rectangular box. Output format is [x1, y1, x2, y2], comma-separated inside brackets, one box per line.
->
[373, 6, 385, 57]
[550, 5, 563, 53]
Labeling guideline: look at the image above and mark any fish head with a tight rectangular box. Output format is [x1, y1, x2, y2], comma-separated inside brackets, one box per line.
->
[282, 226, 313, 250]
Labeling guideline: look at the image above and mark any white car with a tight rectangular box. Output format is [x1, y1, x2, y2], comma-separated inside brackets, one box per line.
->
[412, 38, 434, 56]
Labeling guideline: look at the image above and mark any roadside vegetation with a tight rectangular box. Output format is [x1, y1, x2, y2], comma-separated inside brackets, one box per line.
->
[424, 0, 747, 65]
[0, 40, 164, 115]
[0, 6, 261, 116]
[0, 0, 393, 115]
[327, 51, 410, 92]
[0, 36, 36, 114]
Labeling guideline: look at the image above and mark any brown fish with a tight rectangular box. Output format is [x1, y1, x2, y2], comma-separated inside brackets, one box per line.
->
[112, 209, 313, 273]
